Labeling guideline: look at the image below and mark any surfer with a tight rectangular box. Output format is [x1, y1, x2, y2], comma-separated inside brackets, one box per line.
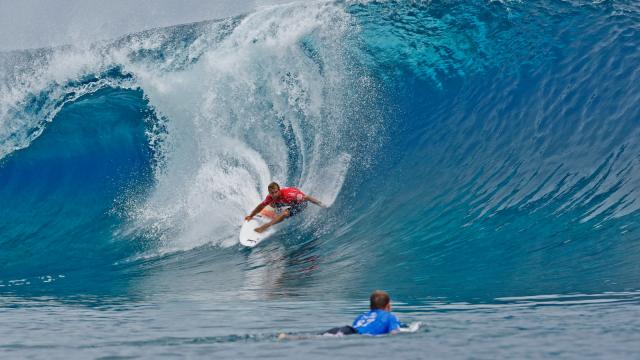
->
[245, 182, 325, 233]
[322, 290, 401, 336]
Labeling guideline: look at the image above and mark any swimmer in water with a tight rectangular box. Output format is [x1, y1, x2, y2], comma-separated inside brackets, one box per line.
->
[322, 290, 401, 336]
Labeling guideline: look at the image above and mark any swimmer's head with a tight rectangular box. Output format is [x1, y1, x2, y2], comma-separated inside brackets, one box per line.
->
[369, 290, 391, 311]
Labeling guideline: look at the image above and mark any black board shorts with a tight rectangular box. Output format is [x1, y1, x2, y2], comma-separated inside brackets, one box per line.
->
[288, 202, 308, 217]
[276, 202, 308, 217]
[322, 325, 358, 336]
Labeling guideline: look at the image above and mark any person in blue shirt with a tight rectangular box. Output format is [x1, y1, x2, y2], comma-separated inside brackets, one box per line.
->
[323, 290, 401, 336]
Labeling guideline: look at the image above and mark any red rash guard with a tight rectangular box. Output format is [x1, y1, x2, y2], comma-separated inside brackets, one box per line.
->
[260, 187, 306, 208]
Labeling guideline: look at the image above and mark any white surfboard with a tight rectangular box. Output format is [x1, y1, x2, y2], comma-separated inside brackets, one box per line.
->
[398, 321, 422, 333]
[239, 206, 278, 247]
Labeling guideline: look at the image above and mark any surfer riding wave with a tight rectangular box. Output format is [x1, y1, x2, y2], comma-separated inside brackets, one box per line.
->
[245, 182, 326, 233]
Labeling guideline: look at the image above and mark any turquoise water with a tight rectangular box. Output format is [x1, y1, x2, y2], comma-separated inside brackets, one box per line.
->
[1, 0, 640, 358]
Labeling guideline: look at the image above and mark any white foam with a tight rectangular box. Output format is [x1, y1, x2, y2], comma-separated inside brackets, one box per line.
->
[125, 2, 380, 253]
[1, 1, 383, 256]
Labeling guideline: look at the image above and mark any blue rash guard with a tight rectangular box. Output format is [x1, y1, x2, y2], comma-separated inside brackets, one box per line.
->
[352, 309, 401, 335]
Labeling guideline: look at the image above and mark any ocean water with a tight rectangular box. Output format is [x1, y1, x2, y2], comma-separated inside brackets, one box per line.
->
[1, 0, 640, 358]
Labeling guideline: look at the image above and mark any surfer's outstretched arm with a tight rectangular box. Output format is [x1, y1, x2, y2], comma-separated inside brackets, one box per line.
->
[305, 195, 326, 208]
[245, 203, 266, 221]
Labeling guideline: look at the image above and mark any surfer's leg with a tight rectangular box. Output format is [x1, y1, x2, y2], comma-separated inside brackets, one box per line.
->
[268, 210, 290, 225]
[255, 210, 290, 233]
[322, 326, 358, 336]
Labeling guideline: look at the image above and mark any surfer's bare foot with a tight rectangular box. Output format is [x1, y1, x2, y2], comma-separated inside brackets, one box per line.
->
[255, 225, 267, 233]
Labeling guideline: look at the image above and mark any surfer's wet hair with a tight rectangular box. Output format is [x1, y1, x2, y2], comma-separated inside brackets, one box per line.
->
[370, 290, 391, 310]
[268, 182, 280, 191]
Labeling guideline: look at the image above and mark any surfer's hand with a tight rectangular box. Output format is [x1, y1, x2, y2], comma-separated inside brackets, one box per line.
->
[245, 215, 253, 221]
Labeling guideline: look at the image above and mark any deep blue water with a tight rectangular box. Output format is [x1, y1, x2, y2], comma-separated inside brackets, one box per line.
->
[1, 0, 640, 358]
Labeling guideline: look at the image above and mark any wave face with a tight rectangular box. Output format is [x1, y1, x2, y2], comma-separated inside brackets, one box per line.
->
[1, 0, 640, 300]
